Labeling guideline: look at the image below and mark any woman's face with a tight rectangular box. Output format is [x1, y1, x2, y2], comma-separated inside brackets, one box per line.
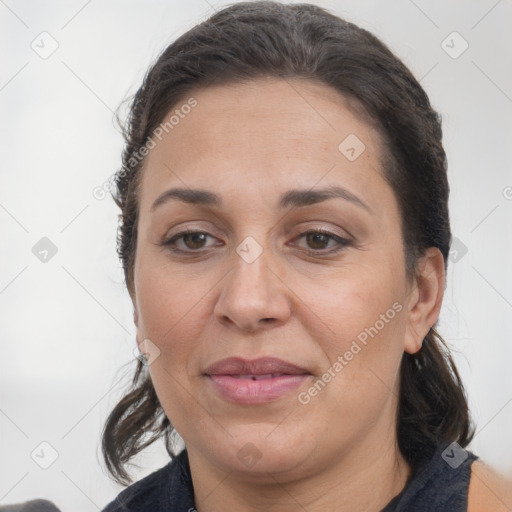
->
[132, 78, 434, 481]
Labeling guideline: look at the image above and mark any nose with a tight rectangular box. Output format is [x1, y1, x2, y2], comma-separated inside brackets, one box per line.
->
[213, 243, 292, 333]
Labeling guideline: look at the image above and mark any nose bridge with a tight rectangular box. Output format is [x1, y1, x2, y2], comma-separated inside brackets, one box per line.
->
[214, 235, 291, 330]
[233, 236, 271, 293]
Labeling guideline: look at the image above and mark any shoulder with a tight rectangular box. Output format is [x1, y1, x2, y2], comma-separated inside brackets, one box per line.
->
[101, 450, 194, 512]
[468, 459, 512, 512]
[101, 462, 173, 512]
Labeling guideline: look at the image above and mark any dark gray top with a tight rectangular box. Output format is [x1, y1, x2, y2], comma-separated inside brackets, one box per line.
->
[101, 441, 478, 511]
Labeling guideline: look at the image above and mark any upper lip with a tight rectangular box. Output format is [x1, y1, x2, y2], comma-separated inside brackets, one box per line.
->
[203, 357, 311, 376]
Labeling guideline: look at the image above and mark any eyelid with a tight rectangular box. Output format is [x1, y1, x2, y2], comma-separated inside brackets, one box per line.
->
[290, 228, 351, 253]
[163, 229, 220, 251]
[160, 226, 351, 255]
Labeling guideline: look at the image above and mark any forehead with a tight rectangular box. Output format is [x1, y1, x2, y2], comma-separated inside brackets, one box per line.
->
[138, 77, 389, 214]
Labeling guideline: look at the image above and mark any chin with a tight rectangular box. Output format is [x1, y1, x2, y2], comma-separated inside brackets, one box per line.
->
[206, 425, 317, 479]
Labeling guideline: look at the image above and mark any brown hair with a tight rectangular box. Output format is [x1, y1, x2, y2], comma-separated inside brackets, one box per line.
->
[102, 0, 474, 485]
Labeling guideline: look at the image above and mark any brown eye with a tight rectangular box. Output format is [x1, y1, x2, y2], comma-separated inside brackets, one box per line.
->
[181, 232, 208, 250]
[305, 232, 331, 250]
[161, 228, 349, 256]
[162, 230, 218, 252]
[294, 229, 350, 255]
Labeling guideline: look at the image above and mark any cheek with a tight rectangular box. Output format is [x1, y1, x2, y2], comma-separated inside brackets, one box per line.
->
[134, 264, 210, 408]
[306, 261, 407, 401]
[304, 258, 405, 344]
[135, 257, 211, 339]
[136, 267, 209, 431]
[298, 300, 406, 444]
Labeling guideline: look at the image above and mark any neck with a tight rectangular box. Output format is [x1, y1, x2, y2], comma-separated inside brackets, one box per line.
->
[187, 431, 411, 512]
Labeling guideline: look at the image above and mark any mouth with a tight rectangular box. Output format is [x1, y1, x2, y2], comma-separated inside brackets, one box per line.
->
[203, 357, 312, 405]
[228, 373, 295, 380]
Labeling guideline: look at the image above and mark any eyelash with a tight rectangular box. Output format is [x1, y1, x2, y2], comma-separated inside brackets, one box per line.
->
[160, 228, 351, 256]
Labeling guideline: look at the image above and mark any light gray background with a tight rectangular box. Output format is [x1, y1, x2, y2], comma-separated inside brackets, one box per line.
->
[1, 0, 511, 510]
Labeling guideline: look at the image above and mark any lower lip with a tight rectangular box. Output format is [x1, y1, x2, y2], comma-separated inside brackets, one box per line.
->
[206, 374, 310, 404]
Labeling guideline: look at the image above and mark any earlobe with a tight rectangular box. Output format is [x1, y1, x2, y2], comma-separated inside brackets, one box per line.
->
[404, 247, 445, 354]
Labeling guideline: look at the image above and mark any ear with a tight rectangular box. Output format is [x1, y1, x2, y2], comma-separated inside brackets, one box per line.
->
[404, 247, 445, 354]
[133, 299, 143, 348]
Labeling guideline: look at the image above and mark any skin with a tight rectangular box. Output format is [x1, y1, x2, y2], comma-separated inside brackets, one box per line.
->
[468, 461, 512, 511]
[131, 77, 447, 511]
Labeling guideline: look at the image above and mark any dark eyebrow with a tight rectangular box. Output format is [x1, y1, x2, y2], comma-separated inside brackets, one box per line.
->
[151, 188, 221, 212]
[150, 185, 371, 213]
[279, 186, 371, 212]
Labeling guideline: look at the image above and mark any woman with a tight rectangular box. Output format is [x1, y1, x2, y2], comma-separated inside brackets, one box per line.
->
[100, 2, 512, 511]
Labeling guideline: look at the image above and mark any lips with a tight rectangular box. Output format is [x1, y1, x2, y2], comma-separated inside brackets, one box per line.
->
[203, 357, 311, 404]
[203, 356, 310, 377]
[233, 373, 288, 380]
